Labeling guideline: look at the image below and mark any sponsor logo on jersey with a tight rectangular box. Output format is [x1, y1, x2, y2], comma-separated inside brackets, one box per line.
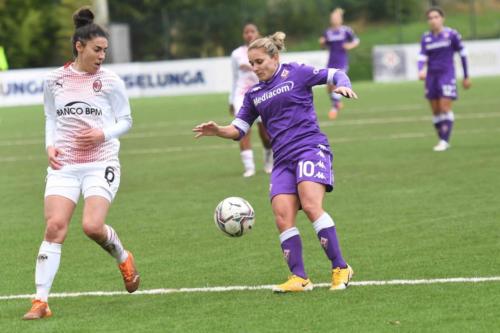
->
[316, 150, 325, 158]
[55, 79, 63, 87]
[253, 81, 294, 106]
[56, 101, 103, 116]
[280, 69, 289, 78]
[93, 79, 102, 92]
[425, 39, 451, 50]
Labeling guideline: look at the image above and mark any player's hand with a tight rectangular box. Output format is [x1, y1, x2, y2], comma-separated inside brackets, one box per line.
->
[47, 146, 64, 170]
[76, 128, 105, 149]
[229, 104, 235, 116]
[319, 36, 326, 48]
[334, 87, 358, 99]
[192, 121, 220, 138]
[418, 70, 426, 80]
[462, 78, 471, 89]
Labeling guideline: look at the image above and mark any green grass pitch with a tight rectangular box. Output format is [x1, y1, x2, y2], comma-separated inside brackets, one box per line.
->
[1, 76, 499, 332]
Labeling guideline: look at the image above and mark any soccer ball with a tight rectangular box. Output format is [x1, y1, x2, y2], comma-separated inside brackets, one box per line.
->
[214, 197, 255, 237]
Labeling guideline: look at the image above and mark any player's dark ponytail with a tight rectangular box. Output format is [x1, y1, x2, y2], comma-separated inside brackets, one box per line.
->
[71, 7, 108, 57]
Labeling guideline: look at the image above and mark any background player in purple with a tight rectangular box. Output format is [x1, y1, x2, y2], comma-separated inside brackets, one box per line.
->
[319, 8, 359, 119]
[193, 32, 358, 293]
[418, 7, 471, 152]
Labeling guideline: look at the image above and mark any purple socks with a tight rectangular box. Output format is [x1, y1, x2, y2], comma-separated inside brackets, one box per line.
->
[433, 111, 455, 142]
[278, 213, 347, 277]
[279, 227, 307, 279]
[313, 213, 347, 269]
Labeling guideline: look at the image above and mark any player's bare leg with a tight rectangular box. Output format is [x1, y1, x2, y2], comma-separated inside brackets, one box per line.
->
[239, 128, 255, 177]
[271, 194, 313, 292]
[298, 181, 353, 291]
[23, 196, 74, 320]
[83, 196, 139, 293]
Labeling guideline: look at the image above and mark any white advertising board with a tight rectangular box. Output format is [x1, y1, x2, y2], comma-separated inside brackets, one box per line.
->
[0, 50, 329, 108]
[373, 39, 500, 82]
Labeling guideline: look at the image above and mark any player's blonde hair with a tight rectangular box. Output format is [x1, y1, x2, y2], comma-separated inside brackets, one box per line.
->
[332, 7, 344, 17]
[248, 31, 286, 57]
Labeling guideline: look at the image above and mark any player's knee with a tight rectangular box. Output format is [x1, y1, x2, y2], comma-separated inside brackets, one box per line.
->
[44, 217, 68, 241]
[82, 221, 105, 241]
[301, 201, 322, 221]
[273, 208, 292, 230]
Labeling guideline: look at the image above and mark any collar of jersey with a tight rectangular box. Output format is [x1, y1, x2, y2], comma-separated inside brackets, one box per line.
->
[262, 63, 282, 85]
[68, 63, 93, 75]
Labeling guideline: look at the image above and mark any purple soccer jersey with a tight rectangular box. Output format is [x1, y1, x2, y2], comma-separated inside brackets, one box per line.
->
[323, 26, 358, 71]
[232, 62, 351, 198]
[418, 27, 468, 100]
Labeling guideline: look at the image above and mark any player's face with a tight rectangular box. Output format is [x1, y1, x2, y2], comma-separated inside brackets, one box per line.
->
[330, 12, 343, 27]
[76, 36, 108, 73]
[427, 11, 444, 32]
[243, 25, 259, 44]
[248, 48, 279, 81]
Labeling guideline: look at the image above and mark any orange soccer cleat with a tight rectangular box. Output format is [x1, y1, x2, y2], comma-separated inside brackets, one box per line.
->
[22, 299, 52, 320]
[119, 250, 140, 293]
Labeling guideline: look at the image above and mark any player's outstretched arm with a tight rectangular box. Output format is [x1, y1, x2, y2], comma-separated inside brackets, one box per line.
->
[334, 86, 358, 99]
[193, 121, 240, 139]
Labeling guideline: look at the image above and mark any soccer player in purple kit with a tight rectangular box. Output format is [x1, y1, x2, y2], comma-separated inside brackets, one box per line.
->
[418, 7, 471, 152]
[193, 32, 358, 292]
[319, 8, 359, 119]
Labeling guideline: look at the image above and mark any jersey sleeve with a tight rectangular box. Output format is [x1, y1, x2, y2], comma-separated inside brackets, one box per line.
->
[452, 30, 469, 78]
[104, 78, 132, 141]
[43, 79, 56, 149]
[295, 63, 349, 88]
[345, 26, 359, 43]
[417, 35, 428, 71]
[231, 91, 258, 139]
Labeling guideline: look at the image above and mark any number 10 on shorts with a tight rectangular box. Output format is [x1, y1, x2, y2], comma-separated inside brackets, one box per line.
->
[298, 160, 316, 178]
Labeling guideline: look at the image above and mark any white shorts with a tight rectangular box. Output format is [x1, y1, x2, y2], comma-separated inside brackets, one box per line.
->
[45, 162, 121, 204]
[233, 94, 262, 123]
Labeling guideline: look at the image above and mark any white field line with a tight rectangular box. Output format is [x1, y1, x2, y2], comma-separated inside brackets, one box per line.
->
[2, 276, 500, 301]
[1, 127, 499, 163]
[1, 112, 499, 147]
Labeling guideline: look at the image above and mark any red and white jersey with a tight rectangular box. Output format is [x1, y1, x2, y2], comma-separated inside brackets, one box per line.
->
[229, 45, 259, 109]
[44, 63, 132, 166]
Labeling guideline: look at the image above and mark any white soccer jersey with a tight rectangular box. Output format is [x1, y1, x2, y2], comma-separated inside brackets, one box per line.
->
[229, 45, 259, 111]
[44, 63, 132, 165]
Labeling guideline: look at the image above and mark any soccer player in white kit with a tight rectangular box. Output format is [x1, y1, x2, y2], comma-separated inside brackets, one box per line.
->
[23, 7, 139, 320]
[229, 23, 273, 177]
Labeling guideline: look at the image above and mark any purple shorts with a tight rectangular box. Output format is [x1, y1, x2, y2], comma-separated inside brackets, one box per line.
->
[425, 72, 457, 100]
[270, 145, 334, 200]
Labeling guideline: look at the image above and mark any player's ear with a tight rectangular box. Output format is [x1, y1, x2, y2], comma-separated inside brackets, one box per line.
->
[75, 40, 85, 54]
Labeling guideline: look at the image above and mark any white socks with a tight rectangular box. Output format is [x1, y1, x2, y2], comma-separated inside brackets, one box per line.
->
[279, 227, 300, 243]
[100, 225, 128, 264]
[35, 241, 62, 302]
[312, 212, 335, 234]
[240, 149, 255, 172]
